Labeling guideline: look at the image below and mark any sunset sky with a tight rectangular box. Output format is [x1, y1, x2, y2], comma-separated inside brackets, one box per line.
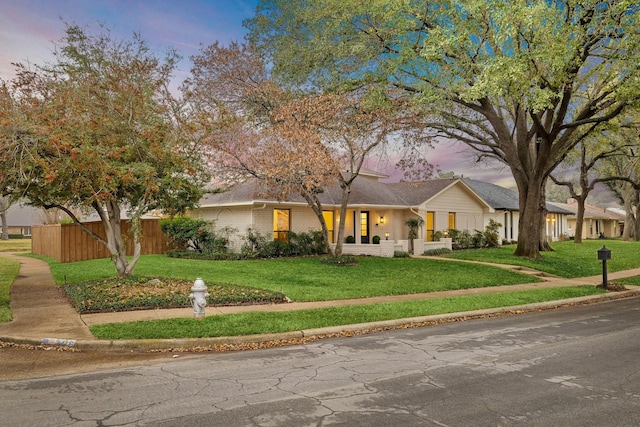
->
[0, 0, 511, 184]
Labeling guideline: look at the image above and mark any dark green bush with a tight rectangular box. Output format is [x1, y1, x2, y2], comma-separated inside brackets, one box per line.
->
[346, 235, 355, 243]
[394, 250, 410, 258]
[160, 216, 233, 254]
[372, 235, 381, 244]
[241, 229, 326, 259]
[484, 219, 501, 248]
[423, 247, 452, 256]
[164, 250, 243, 260]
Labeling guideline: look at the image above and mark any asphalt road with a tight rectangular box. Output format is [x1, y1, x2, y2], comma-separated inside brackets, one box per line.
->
[1, 297, 639, 426]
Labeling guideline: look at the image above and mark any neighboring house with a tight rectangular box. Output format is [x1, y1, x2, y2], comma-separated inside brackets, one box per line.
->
[551, 200, 626, 239]
[192, 171, 573, 256]
[463, 179, 573, 243]
[3, 203, 45, 237]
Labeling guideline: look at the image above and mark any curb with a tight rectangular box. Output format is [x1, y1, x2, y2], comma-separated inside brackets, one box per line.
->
[2, 290, 638, 352]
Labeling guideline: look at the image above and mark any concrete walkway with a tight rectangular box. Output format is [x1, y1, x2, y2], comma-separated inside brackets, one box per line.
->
[1, 252, 638, 350]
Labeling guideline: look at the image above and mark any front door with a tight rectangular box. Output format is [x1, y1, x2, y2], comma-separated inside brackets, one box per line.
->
[360, 211, 370, 243]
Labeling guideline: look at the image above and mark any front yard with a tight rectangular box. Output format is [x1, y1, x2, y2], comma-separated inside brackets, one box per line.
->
[6, 239, 638, 340]
[50, 254, 542, 306]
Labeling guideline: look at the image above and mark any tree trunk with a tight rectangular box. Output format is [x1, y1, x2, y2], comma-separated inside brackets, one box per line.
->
[123, 214, 143, 277]
[98, 201, 133, 279]
[573, 197, 586, 244]
[0, 196, 9, 240]
[333, 183, 352, 258]
[0, 210, 8, 240]
[513, 178, 545, 259]
[301, 191, 332, 255]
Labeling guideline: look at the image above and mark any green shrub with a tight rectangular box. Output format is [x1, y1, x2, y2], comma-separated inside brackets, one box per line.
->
[346, 235, 355, 243]
[484, 219, 501, 248]
[160, 216, 234, 254]
[164, 250, 243, 260]
[241, 229, 326, 259]
[394, 250, 410, 258]
[372, 235, 381, 244]
[452, 230, 473, 249]
[423, 247, 452, 256]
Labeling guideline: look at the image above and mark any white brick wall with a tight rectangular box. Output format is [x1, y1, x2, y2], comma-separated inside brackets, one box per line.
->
[331, 240, 396, 257]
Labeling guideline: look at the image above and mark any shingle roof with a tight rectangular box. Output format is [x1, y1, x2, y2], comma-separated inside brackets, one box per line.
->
[463, 178, 573, 214]
[198, 176, 571, 214]
[199, 177, 463, 208]
[386, 179, 459, 206]
[551, 202, 626, 220]
[463, 179, 520, 210]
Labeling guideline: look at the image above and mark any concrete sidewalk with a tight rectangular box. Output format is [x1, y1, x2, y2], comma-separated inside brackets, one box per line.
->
[1, 252, 638, 350]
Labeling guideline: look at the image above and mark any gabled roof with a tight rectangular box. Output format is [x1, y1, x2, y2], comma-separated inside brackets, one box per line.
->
[551, 202, 626, 221]
[200, 177, 492, 210]
[463, 179, 573, 215]
[463, 179, 520, 211]
[5, 203, 43, 227]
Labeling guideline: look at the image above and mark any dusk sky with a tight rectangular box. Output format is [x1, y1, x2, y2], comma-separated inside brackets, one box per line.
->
[0, 0, 512, 185]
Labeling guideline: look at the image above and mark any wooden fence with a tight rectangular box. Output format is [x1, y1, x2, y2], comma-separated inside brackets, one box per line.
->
[32, 219, 173, 263]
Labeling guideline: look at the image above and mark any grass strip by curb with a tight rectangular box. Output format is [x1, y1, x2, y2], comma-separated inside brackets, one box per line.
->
[0, 257, 20, 322]
[90, 286, 604, 340]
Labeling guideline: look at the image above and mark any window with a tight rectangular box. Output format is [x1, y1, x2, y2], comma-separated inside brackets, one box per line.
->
[360, 211, 369, 243]
[323, 211, 334, 243]
[426, 211, 434, 241]
[504, 212, 508, 239]
[448, 212, 456, 231]
[273, 209, 290, 241]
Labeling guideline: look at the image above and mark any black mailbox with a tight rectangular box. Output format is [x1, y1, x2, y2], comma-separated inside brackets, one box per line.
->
[597, 246, 611, 261]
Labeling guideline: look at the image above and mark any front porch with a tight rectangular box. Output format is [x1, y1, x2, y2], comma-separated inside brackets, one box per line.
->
[330, 238, 453, 258]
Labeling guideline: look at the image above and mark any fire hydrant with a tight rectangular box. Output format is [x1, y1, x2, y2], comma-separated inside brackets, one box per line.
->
[188, 278, 209, 320]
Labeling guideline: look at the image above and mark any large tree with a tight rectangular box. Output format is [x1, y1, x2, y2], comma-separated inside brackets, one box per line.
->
[247, 0, 640, 258]
[550, 129, 637, 243]
[184, 42, 338, 253]
[599, 118, 640, 240]
[185, 42, 425, 256]
[0, 25, 208, 278]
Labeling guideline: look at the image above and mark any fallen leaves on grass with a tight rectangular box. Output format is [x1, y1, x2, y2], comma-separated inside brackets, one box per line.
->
[64, 276, 287, 313]
[596, 281, 627, 292]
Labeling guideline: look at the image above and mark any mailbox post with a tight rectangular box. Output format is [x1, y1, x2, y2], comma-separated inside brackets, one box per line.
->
[597, 246, 611, 290]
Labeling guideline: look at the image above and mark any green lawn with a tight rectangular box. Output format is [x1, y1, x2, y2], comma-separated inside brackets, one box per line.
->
[444, 239, 640, 278]
[47, 255, 542, 302]
[90, 286, 605, 339]
[26, 239, 640, 339]
[0, 257, 19, 322]
[0, 239, 31, 253]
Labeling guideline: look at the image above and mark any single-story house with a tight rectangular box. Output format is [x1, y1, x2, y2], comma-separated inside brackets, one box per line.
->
[551, 200, 626, 239]
[3, 203, 46, 237]
[191, 171, 573, 256]
[463, 179, 573, 243]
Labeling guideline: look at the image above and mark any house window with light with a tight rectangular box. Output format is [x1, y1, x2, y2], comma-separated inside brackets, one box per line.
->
[426, 211, 435, 241]
[448, 212, 456, 231]
[273, 209, 290, 241]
